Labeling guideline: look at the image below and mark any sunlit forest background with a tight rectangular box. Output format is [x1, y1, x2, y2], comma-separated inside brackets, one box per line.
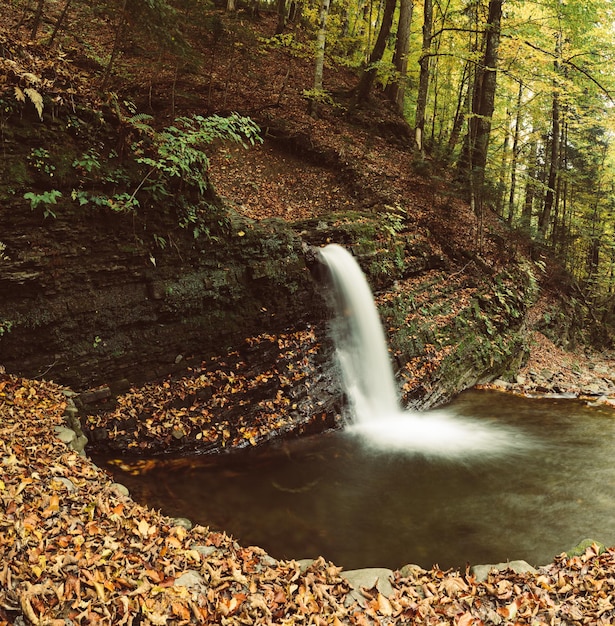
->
[8, 0, 615, 302]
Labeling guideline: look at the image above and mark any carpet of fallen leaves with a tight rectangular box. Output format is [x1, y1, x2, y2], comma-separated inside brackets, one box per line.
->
[5, 6, 615, 623]
[5, 374, 615, 625]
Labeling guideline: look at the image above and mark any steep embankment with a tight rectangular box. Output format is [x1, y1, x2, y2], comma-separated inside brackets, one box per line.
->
[1, 9, 547, 458]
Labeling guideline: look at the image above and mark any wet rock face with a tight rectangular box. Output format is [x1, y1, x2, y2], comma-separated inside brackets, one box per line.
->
[0, 205, 325, 390]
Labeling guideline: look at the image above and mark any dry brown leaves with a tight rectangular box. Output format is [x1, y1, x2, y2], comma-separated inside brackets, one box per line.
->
[0, 374, 359, 625]
[84, 327, 330, 455]
[0, 29, 97, 119]
[4, 375, 615, 624]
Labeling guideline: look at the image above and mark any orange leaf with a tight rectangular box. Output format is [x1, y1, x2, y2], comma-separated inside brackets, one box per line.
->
[456, 612, 476, 626]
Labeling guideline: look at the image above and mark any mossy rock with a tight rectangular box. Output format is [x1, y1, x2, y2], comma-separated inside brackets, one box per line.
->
[565, 538, 606, 557]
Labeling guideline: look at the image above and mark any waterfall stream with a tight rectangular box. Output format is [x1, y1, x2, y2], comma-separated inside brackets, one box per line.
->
[319, 243, 533, 458]
[318, 243, 400, 422]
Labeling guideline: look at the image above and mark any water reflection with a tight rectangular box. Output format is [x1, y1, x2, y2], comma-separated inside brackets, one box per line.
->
[94, 390, 615, 570]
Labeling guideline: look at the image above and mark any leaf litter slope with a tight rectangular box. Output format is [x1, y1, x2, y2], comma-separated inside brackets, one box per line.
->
[4, 8, 615, 624]
[4, 375, 615, 624]
[84, 328, 339, 457]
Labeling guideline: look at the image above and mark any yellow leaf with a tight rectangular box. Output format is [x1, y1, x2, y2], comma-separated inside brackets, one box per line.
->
[377, 593, 393, 616]
[14, 86, 25, 103]
[93, 581, 106, 602]
[24, 87, 44, 120]
[138, 518, 152, 538]
[22, 72, 40, 84]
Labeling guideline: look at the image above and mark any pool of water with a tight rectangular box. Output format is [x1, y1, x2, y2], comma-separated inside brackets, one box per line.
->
[94, 390, 615, 570]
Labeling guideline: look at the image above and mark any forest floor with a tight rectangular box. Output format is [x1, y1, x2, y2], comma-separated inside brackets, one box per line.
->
[4, 372, 615, 625]
[3, 5, 615, 624]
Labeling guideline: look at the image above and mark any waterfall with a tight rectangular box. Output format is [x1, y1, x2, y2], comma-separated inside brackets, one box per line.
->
[318, 243, 400, 422]
[318, 243, 533, 458]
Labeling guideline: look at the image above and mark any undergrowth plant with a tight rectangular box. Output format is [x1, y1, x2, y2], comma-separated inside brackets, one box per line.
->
[24, 190, 62, 218]
[67, 111, 261, 240]
[21, 109, 261, 237]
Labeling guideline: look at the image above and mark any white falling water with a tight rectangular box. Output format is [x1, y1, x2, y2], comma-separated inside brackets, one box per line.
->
[318, 243, 400, 423]
[319, 243, 532, 458]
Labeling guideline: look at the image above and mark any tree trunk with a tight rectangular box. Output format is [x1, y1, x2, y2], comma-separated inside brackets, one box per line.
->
[385, 0, 412, 114]
[521, 136, 538, 231]
[538, 30, 563, 239]
[48, 0, 72, 46]
[275, 0, 287, 34]
[456, 0, 502, 201]
[101, 0, 128, 91]
[472, 0, 502, 176]
[507, 81, 523, 223]
[414, 0, 432, 153]
[354, 0, 397, 103]
[308, 0, 330, 115]
[496, 109, 511, 216]
[30, 0, 45, 39]
[447, 62, 470, 158]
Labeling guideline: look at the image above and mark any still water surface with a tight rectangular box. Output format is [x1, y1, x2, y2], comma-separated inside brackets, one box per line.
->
[95, 390, 615, 570]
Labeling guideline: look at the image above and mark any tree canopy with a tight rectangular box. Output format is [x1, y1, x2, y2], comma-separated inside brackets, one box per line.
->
[9, 0, 615, 303]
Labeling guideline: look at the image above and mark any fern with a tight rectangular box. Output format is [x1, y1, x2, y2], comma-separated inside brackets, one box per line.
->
[24, 88, 44, 120]
[127, 113, 155, 134]
[14, 86, 44, 120]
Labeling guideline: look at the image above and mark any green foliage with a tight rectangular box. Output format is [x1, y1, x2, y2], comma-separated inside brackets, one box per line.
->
[134, 113, 261, 197]
[61, 111, 261, 239]
[28, 148, 56, 177]
[72, 149, 101, 174]
[302, 89, 338, 108]
[259, 33, 307, 59]
[0, 319, 13, 337]
[381, 209, 405, 237]
[124, 112, 261, 235]
[24, 190, 62, 218]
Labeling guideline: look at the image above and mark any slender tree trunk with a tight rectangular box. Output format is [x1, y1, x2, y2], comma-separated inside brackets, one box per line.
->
[17, 0, 34, 30]
[554, 121, 569, 252]
[496, 109, 511, 215]
[101, 0, 127, 91]
[348, 0, 366, 38]
[457, 0, 502, 203]
[309, 0, 330, 115]
[30, 0, 45, 39]
[385, 0, 412, 114]
[313, 0, 330, 91]
[447, 62, 470, 158]
[275, 0, 287, 34]
[551, 121, 567, 250]
[539, 105, 560, 234]
[521, 136, 538, 231]
[507, 81, 523, 223]
[473, 0, 502, 175]
[538, 30, 563, 239]
[354, 0, 397, 103]
[414, 0, 432, 153]
[48, 0, 72, 46]
[539, 95, 560, 238]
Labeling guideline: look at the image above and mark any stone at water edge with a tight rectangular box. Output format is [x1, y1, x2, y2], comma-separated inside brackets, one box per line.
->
[565, 538, 606, 557]
[471, 560, 537, 583]
[341, 567, 395, 608]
